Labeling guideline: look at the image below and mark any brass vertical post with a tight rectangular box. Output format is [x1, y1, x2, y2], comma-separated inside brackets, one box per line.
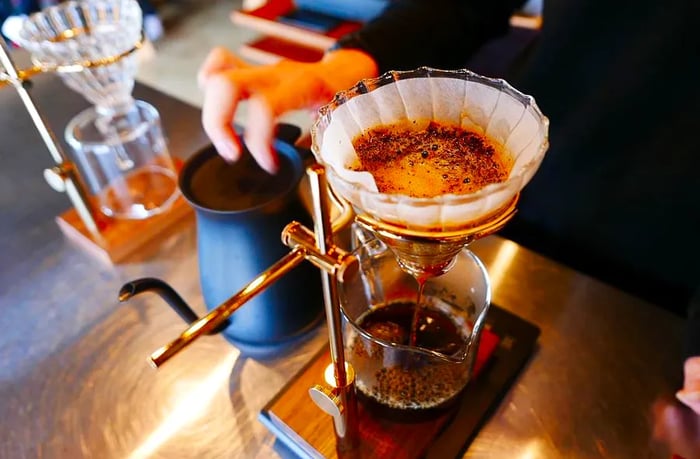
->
[307, 164, 360, 455]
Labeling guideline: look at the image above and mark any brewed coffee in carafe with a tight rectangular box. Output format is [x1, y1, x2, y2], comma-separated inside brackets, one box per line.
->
[340, 236, 489, 421]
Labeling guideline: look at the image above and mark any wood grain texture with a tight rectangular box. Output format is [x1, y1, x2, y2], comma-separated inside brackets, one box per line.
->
[56, 192, 193, 264]
[54, 157, 194, 264]
[231, 0, 362, 51]
[265, 348, 451, 459]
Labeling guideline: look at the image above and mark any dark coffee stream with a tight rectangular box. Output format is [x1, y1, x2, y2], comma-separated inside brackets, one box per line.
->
[360, 300, 463, 355]
[409, 280, 427, 347]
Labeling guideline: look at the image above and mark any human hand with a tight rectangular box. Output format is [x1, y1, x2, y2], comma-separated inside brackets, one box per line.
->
[197, 47, 378, 173]
[651, 357, 700, 459]
[677, 357, 700, 414]
[652, 397, 700, 459]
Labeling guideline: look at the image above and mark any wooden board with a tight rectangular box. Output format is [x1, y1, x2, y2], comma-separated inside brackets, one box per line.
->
[239, 36, 325, 65]
[261, 328, 501, 459]
[231, 0, 362, 51]
[55, 159, 193, 264]
[56, 192, 193, 265]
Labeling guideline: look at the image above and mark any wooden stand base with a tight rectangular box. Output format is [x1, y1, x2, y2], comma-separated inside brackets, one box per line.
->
[56, 194, 193, 264]
[260, 306, 541, 459]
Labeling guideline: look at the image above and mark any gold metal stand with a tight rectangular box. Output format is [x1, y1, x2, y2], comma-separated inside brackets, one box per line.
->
[355, 195, 519, 278]
[0, 33, 195, 262]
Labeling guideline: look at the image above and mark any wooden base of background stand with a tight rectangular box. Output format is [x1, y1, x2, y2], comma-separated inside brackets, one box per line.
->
[260, 306, 541, 459]
[56, 194, 193, 264]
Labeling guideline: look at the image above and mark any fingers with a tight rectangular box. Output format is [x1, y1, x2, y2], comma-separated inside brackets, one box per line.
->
[676, 356, 700, 415]
[241, 72, 327, 174]
[202, 74, 243, 162]
[652, 398, 700, 456]
[199, 57, 334, 173]
[244, 95, 279, 174]
[684, 357, 700, 391]
[676, 391, 700, 415]
[197, 47, 250, 89]
[201, 68, 283, 163]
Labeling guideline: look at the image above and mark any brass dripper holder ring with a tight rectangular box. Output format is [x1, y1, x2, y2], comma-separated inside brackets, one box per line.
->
[0, 30, 145, 87]
[355, 194, 519, 242]
[355, 195, 519, 278]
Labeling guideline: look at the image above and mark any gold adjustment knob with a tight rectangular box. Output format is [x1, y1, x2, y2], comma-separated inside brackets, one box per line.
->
[308, 385, 346, 436]
[43, 166, 69, 192]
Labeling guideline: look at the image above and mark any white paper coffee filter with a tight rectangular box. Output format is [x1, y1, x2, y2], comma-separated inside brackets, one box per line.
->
[313, 68, 549, 231]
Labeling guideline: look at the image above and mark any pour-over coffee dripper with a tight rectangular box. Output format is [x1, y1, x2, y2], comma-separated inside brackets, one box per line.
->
[311, 67, 550, 278]
[17, 0, 179, 219]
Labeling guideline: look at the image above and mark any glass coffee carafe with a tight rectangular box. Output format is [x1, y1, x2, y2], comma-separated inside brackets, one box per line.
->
[340, 229, 491, 421]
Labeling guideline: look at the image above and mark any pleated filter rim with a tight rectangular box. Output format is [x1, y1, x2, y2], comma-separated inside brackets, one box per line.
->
[311, 67, 550, 231]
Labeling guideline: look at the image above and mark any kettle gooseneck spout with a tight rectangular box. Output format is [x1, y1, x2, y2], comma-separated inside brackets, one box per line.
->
[119, 277, 229, 334]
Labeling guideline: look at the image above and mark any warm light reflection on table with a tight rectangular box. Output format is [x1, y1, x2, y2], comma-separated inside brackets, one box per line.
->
[128, 350, 240, 459]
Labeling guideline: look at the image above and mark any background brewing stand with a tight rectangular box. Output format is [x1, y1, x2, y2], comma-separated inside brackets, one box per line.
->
[260, 305, 540, 458]
[0, 4, 196, 264]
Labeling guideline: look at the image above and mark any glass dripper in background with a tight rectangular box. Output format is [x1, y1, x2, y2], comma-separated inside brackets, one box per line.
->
[312, 67, 550, 278]
[17, 0, 179, 219]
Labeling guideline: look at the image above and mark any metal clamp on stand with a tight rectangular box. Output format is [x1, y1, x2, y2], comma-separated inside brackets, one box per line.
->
[298, 164, 360, 455]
